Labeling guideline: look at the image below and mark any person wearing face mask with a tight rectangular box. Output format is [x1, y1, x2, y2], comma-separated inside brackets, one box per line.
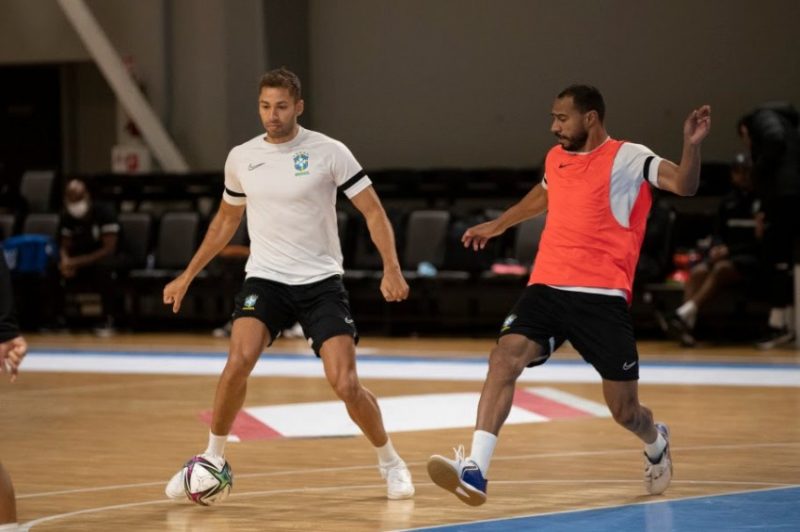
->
[59, 179, 120, 333]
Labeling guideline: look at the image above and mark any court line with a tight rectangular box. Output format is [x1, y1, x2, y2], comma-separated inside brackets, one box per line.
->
[20, 480, 798, 531]
[17, 441, 800, 499]
[395, 484, 800, 532]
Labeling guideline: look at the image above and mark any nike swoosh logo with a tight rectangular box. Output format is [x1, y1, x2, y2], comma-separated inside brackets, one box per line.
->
[248, 162, 265, 171]
[623, 361, 637, 370]
[344, 317, 354, 324]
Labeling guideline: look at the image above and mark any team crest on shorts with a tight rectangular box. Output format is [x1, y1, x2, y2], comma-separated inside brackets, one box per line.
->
[292, 151, 310, 176]
[243, 294, 258, 310]
[501, 313, 517, 332]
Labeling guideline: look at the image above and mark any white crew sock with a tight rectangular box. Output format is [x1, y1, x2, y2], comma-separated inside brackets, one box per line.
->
[205, 431, 228, 458]
[676, 300, 698, 329]
[645, 432, 667, 462]
[784, 306, 794, 331]
[376, 438, 402, 466]
[768, 308, 785, 330]
[468, 430, 497, 476]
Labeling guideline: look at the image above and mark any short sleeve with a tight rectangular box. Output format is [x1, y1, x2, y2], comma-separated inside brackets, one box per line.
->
[616, 143, 664, 189]
[96, 204, 120, 234]
[331, 141, 372, 198]
[222, 148, 247, 206]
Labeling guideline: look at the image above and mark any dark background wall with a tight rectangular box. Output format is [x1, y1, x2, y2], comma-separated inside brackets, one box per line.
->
[1, 0, 798, 173]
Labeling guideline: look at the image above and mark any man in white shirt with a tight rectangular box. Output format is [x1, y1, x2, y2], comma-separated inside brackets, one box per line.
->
[163, 68, 414, 500]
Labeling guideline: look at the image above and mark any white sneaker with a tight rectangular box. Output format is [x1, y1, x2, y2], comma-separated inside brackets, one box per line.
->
[427, 445, 488, 506]
[644, 423, 673, 495]
[380, 460, 415, 500]
[165, 467, 187, 500]
[165, 453, 226, 501]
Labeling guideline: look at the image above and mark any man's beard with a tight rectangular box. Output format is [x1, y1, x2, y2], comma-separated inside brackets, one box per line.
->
[558, 129, 588, 151]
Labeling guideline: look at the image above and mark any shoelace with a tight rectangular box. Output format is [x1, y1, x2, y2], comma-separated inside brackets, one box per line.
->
[453, 444, 466, 462]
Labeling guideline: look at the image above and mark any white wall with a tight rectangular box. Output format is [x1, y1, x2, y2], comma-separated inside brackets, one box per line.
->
[309, 0, 800, 168]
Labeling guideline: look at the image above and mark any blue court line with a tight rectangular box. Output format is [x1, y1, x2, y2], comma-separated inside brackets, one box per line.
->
[411, 485, 800, 531]
[27, 349, 800, 370]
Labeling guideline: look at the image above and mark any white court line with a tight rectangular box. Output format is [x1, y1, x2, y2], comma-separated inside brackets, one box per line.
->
[20, 480, 798, 531]
[17, 441, 800, 500]
[396, 483, 800, 532]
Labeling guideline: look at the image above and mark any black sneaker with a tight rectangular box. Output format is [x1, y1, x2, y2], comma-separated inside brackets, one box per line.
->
[666, 314, 696, 347]
[755, 327, 795, 350]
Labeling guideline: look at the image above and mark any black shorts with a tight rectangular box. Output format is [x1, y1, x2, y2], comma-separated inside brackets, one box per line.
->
[231, 275, 358, 355]
[499, 284, 639, 381]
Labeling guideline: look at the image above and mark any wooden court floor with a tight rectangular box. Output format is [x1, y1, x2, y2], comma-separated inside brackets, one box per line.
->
[1, 334, 798, 531]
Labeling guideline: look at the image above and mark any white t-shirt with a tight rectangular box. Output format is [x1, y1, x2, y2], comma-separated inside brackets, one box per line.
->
[222, 127, 372, 285]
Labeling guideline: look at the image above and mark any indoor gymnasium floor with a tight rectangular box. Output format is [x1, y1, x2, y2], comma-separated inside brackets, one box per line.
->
[1, 333, 798, 531]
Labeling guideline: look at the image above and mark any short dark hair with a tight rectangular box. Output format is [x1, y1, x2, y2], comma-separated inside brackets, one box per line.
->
[558, 85, 605, 122]
[258, 67, 302, 100]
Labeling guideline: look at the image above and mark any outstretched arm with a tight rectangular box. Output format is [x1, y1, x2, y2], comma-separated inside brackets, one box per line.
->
[163, 200, 245, 313]
[350, 186, 409, 302]
[462, 183, 548, 251]
[655, 105, 711, 197]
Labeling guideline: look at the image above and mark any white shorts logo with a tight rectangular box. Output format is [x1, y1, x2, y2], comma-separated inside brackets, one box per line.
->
[622, 361, 637, 371]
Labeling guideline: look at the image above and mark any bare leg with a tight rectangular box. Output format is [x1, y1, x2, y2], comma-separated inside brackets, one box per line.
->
[476, 334, 544, 435]
[211, 317, 270, 435]
[691, 260, 740, 308]
[684, 263, 709, 302]
[602, 379, 658, 443]
[0, 462, 15, 525]
[320, 335, 387, 447]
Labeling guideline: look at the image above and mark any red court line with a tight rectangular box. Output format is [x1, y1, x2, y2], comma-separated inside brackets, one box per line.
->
[199, 410, 283, 440]
[512, 389, 592, 419]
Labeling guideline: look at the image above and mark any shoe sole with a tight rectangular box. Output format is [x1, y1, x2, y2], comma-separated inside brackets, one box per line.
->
[427, 456, 486, 506]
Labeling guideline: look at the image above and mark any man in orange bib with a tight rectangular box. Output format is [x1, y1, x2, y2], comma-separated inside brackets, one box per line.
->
[428, 85, 711, 505]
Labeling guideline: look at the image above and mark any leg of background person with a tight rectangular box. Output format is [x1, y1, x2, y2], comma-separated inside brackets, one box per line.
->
[210, 317, 270, 436]
[690, 259, 741, 308]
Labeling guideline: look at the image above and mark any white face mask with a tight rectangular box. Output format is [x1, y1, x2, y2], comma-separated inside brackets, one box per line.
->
[66, 199, 90, 218]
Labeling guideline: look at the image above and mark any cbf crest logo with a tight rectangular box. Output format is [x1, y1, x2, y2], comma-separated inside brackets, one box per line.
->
[243, 294, 258, 310]
[292, 151, 310, 176]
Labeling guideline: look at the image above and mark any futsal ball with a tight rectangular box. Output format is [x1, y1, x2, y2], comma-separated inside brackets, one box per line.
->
[183, 455, 233, 506]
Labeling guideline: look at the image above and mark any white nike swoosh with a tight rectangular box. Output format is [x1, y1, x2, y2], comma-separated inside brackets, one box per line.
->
[623, 361, 637, 370]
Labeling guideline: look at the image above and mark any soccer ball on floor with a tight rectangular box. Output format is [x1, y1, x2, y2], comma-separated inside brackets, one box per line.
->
[183, 455, 233, 506]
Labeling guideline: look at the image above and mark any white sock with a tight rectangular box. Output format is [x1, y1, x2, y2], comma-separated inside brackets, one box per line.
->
[468, 430, 497, 476]
[376, 438, 402, 466]
[205, 431, 228, 458]
[0, 523, 20, 531]
[768, 308, 785, 330]
[645, 432, 667, 461]
[784, 306, 794, 331]
[676, 301, 697, 329]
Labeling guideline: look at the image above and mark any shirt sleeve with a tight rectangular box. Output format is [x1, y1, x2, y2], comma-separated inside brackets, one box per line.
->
[331, 141, 372, 198]
[617, 142, 664, 189]
[97, 204, 120, 234]
[222, 148, 247, 206]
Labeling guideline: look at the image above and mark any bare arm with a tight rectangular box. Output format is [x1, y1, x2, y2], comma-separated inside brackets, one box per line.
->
[654, 105, 711, 197]
[163, 201, 245, 312]
[463, 183, 548, 251]
[63, 233, 118, 269]
[349, 186, 409, 302]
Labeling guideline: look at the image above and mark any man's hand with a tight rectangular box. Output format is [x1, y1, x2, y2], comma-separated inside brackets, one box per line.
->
[380, 267, 409, 302]
[462, 219, 504, 251]
[163, 273, 192, 313]
[0, 335, 27, 383]
[59, 257, 77, 278]
[708, 244, 729, 263]
[684, 105, 711, 145]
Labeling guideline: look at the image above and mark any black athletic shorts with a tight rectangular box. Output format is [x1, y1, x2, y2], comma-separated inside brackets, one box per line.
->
[498, 284, 639, 381]
[231, 275, 358, 355]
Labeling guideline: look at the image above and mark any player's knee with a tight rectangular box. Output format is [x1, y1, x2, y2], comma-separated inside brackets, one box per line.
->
[609, 401, 640, 430]
[487, 347, 528, 380]
[226, 348, 259, 376]
[331, 373, 361, 403]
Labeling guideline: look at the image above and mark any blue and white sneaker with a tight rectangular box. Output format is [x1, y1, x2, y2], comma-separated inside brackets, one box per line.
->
[644, 423, 673, 495]
[427, 445, 488, 506]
